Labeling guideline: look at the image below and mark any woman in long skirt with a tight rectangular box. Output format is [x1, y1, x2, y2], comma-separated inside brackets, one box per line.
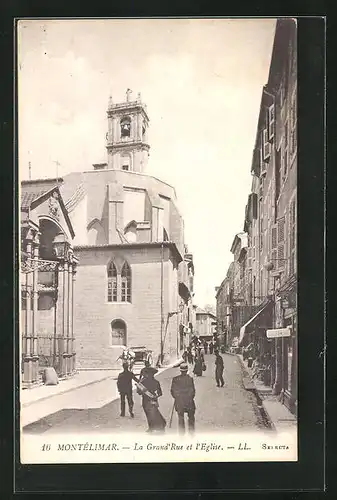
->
[138, 368, 166, 432]
[193, 353, 203, 377]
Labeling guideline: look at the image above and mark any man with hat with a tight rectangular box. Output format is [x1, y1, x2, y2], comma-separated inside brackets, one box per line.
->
[170, 362, 196, 434]
[117, 362, 137, 418]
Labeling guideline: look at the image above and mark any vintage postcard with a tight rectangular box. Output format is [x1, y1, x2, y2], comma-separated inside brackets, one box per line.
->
[18, 17, 298, 464]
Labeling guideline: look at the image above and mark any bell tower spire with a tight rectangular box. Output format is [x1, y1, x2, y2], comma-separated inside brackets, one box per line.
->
[106, 90, 150, 173]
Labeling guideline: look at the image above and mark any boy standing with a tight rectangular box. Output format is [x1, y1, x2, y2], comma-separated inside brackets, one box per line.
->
[214, 350, 224, 387]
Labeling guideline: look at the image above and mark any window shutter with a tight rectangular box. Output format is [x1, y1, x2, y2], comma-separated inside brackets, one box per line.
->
[263, 129, 271, 162]
[268, 104, 275, 141]
[271, 225, 277, 250]
[290, 89, 297, 158]
[252, 193, 258, 219]
[277, 217, 286, 269]
[277, 244, 285, 262]
[277, 217, 285, 243]
[260, 145, 266, 175]
[289, 199, 296, 275]
[276, 88, 282, 149]
[271, 249, 277, 264]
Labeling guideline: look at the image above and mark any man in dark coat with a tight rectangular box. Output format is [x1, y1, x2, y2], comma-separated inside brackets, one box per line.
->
[170, 362, 196, 434]
[214, 350, 224, 387]
[117, 362, 137, 417]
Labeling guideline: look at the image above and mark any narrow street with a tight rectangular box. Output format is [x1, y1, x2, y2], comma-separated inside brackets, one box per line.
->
[23, 354, 269, 435]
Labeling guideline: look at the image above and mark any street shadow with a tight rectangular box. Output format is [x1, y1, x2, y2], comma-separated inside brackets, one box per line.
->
[22, 396, 148, 435]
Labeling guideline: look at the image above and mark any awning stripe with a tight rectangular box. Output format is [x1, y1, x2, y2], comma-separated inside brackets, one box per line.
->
[239, 301, 272, 345]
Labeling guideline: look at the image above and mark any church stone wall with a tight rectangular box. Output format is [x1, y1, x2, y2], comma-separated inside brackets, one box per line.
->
[73, 245, 180, 369]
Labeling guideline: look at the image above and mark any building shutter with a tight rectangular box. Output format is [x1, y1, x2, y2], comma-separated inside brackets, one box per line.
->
[271, 225, 277, 250]
[263, 129, 271, 162]
[289, 199, 296, 275]
[260, 145, 266, 175]
[247, 247, 252, 269]
[275, 86, 282, 150]
[251, 193, 258, 219]
[277, 217, 286, 269]
[290, 87, 297, 159]
[268, 103, 275, 141]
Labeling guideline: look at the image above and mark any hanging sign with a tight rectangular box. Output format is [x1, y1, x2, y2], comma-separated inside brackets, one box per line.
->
[266, 327, 291, 338]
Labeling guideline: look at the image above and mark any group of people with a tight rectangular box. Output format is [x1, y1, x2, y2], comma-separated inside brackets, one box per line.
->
[116, 360, 196, 434]
[116, 345, 226, 434]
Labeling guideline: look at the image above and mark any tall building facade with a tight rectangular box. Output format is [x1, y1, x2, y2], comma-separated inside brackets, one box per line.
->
[216, 19, 297, 414]
[21, 90, 195, 371]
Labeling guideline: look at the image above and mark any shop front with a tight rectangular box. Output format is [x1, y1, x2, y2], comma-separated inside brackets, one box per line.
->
[239, 300, 274, 385]
[277, 281, 297, 414]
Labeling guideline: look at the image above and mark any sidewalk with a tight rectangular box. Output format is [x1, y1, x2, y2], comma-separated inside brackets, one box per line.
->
[20, 370, 119, 407]
[237, 354, 297, 433]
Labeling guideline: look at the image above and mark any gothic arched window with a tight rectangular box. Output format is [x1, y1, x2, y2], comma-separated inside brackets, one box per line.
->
[121, 262, 131, 303]
[120, 116, 131, 138]
[107, 261, 117, 302]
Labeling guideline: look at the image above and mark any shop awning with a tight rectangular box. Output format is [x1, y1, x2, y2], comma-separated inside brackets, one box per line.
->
[239, 300, 273, 347]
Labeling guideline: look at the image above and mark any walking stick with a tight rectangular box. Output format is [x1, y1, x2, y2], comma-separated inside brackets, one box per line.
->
[169, 402, 175, 428]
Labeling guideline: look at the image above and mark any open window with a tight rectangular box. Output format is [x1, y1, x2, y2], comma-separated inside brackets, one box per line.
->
[120, 116, 131, 138]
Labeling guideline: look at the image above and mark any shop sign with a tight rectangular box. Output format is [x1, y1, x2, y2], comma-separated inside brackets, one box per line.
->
[266, 327, 292, 338]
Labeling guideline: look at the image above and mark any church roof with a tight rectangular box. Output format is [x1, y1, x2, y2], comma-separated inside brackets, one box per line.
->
[21, 179, 63, 210]
[20, 181, 75, 238]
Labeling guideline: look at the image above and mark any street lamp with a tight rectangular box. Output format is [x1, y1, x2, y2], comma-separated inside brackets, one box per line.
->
[264, 258, 290, 271]
[52, 233, 70, 260]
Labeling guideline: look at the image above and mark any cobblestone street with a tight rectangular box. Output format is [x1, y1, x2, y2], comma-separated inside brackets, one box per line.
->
[23, 354, 269, 435]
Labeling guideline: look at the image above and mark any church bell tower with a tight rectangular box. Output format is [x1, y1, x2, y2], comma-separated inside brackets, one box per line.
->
[106, 89, 150, 173]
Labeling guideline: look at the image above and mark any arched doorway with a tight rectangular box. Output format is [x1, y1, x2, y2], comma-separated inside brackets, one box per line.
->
[111, 319, 127, 346]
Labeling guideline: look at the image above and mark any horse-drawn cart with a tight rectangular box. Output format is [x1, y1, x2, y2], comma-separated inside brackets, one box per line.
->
[130, 346, 153, 368]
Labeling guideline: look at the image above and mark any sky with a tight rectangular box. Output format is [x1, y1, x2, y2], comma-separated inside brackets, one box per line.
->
[18, 18, 276, 308]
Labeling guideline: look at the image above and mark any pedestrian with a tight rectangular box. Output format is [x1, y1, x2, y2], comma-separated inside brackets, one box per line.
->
[182, 349, 188, 363]
[137, 367, 166, 433]
[139, 360, 158, 382]
[170, 362, 196, 434]
[187, 346, 194, 364]
[117, 362, 137, 418]
[214, 350, 224, 387]
[209, 342, 214, 355]
[193, 349, 204, 377]
[204, 341, 208, 355]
